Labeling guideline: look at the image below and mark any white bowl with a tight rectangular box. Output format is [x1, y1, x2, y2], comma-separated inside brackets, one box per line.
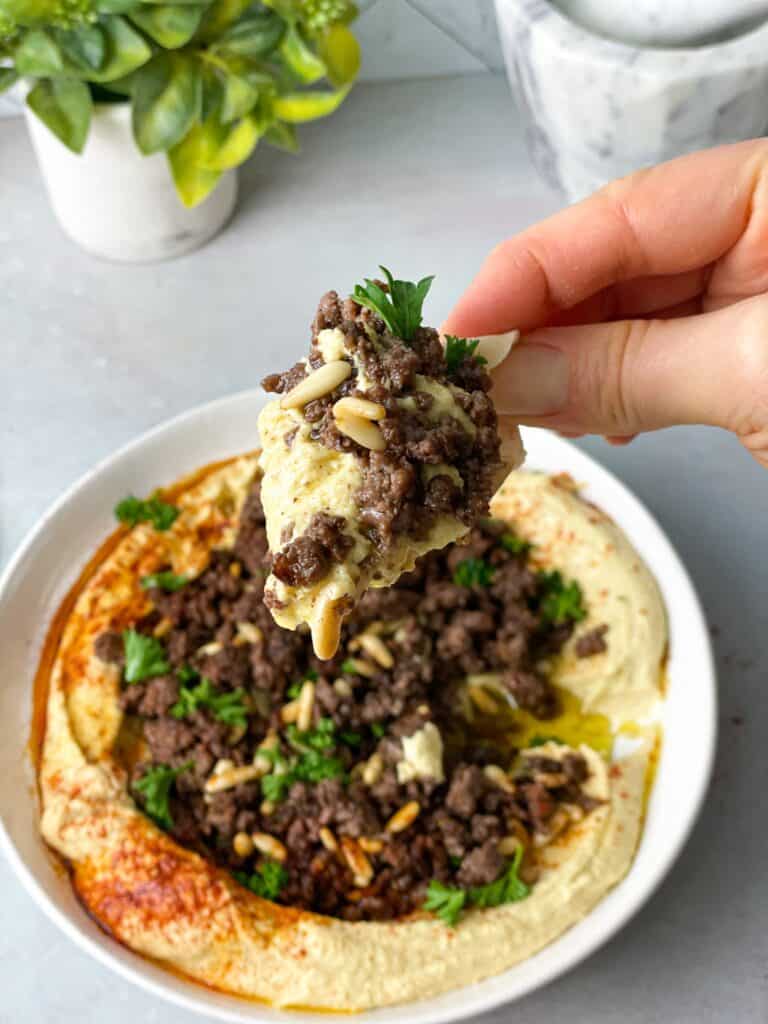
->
[0, 389, 716, 1023]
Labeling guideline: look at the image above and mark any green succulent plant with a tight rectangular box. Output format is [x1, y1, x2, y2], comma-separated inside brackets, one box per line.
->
[0, 0, 360, 205]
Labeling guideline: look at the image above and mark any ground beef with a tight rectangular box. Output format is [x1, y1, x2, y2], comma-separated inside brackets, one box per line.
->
[102, 475, 603, 924]
[272, 513, 353, 587]
[576, 624, 609, 658]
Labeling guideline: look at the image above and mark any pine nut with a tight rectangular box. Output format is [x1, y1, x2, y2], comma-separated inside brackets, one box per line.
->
[497, 835, 522, 857]
[504, 818, 530, 847]
[205, 763, 262, 793]
[233, 832, 254, 858]
[468, 684, 500, 715]
[153, 617, 173, 638]
[252, 832, 288, 862]
[229, 561, 242, 577]
[281, 699, 300, 724]
[260, 799, 275, 816]
[198, 641, 222, 656]
[473, 330, 520, 370]
[333, 396, 387, 421]
[362, 752, 383, 786]
[358, 837, 383, 854]
[386, 800, 420, 833]
[235, 621, 262, 645]
[357, 633, 394, 669]
[343, 657, 377, 678]
[562, 802, 585, 822]
[280, 360, 352, 409]
[319, 827, 338, 852]
[340, 837, 373, 887]
[533, 809, 570, 848]
[483, 764, 515, 793]
[334, 412, 386, 451]
[536, 772, 568, 788]
[296, 679, 315, 732]
[333, 678, 353, 698]
[313, 597, 344, 661]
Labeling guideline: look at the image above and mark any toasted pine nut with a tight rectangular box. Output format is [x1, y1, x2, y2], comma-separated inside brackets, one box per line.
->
[260, 799, 275, 816]
[213, 758, 234, 774]
[333, 678, 353, 698]
[362, 752, 383, 786]
[198, 641, 222, 656]
[497, 835, 522, 857]
[386, 800, 420, 833]
[473, 330, 520, 370]
[313, 597, 344, 661]
[468, 684, 500, 715]
[319, 827, 338, 852]
[358, 836, 383, 854]
[483, 764, 515, 793]
[252, 832, 288, 862]
[334, 412, 386, 452]
[229, 561, 242, 577]
[333, 396, 387, 421]
[205, 763, 262, 793]
[533, 808, 570, 848]
[235, 621, 262, 645]
[562, 802, 585, 822]
[281, 699, 300, 724]
[280, 360, 352, 409]
[296, 679, 315, 732]
[233, 831, 254, 858]
[357, 633, 394, 669]
[340, 837, 373, 887]
[535, 772, 568, 788]
[153, 617, 173, 639]
[343, 657, 377, 678]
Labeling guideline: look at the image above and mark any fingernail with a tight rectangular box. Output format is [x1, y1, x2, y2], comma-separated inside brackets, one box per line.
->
[491, 343, 569, 416]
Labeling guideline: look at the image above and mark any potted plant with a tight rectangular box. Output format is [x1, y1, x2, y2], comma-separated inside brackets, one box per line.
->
[0, 0, 360, 260]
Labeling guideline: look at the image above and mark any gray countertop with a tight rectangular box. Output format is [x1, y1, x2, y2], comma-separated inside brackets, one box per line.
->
[1, 74, 766, 1024]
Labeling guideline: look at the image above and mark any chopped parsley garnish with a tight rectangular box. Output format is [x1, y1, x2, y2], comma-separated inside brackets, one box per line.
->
[444, 335, 487, 373]
[538, 570, 587, 625]
[423, 846, 530, 927]
[123, 628, 169, 683]
[133, 761, 192, 829]
[370, 722, 386, 739]
[352, 266, 434, 342]
[171, 676, 249, 727]
[261, 719, 346, 802]
[114, 494, 179, 531]
[177, 664, 199, 684]
[500, 532, 531, 556]
[341, 659, 359, 675]
[339, 729, 362, 746]
[234, 859, 288, 901]
[286, 717, 336, 752]
[140, 571, 188, 592]
[287, 669, 319, 699]
[453, 557, 495, 588]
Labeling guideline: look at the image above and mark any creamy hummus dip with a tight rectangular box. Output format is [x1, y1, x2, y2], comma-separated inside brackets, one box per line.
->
[37, 457, 665, 1011]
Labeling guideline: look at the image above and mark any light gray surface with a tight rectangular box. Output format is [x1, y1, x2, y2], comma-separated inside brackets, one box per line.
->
[1, 74, 766, 1024]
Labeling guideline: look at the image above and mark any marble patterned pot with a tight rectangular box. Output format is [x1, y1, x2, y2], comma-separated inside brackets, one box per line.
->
[25, 99, 237, 263]
[495, 0, 768, 200]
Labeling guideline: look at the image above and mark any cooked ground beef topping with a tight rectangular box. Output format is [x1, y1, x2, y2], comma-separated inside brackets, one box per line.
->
[98, 477, 604, 922]
[260, 287, 504, 588]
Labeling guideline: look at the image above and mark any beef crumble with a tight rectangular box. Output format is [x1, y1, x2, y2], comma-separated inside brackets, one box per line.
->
[97, 476, 604, 923]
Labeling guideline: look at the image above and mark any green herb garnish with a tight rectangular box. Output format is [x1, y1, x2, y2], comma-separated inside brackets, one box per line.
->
[444, 335, 487, 373]
[538, 570, 587, 625]
[123, 628, 170, 683]
[352, 266, 434, 341]
[234, 859, 288, 901]
[287, 669, 319, 699]
[133, 761, 192, 829]
[341, 659, 359, 675]
[171, 676, 249, 727]
[500, 532, 531, 556]
[423, 847, 530, 927]
[339, 729, 362, 746]
[370, 722, 386, 739]
[177, 664, 199, 684]
[261, 719, 346, 802]
[114, 494, 179, 532]
[140, 571, 188, 592]
[453, 557, 495, 588]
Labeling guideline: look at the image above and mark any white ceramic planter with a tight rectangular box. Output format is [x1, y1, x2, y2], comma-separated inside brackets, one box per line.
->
[495, 0, 768, 201]
[25, 99, 237, 263]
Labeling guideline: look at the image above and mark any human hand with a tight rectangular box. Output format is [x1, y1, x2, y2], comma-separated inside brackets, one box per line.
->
[443, 140, 768, 468]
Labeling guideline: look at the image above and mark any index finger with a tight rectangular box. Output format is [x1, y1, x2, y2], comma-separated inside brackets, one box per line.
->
[443, 139, 768, 337]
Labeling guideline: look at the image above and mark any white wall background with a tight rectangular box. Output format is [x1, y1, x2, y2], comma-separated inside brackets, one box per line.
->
[0, 0, 502, 117]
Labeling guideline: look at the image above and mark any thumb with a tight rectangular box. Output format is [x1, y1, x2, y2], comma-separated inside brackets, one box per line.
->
[491, 294, 768, 440]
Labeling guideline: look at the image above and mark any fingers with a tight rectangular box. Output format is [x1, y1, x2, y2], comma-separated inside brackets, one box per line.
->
[491, 294, 768, 437]
[550, 268, 708, 327]
[443, 140, 768, 337]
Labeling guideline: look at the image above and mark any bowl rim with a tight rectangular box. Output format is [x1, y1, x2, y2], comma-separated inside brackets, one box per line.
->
[0, 387, 717, 1023]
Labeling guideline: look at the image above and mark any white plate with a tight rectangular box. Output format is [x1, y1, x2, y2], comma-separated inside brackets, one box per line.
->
[0, 389, 716, 1024]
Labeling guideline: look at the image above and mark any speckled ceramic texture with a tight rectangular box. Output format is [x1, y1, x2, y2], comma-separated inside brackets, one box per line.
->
[495, 0, 768, 200]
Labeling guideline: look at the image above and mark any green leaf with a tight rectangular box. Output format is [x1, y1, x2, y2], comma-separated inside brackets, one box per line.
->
[55, 24, 106, 71]
[133, 761, 192, 829]
[200, 65, 224, 120]
[214, 7, 285, 58]
[171, 675, 249, 726]
[132, 53, 201, 154]
[261, 771, 292, 802]
[129, 4, 205, 47]
[453, 557, 495, 588]
[500, 532, 531, 556]
[140, 570, 188, 591]
[85, 16, 151, 82]
[114, 493, 179, 530]
[27, 78, 92, 153]
[352, 266, 434, 341]
[444, 335, 486, 374]
[168, 119, 222, 206]
[264, 119, 298, 152]
[0, 68, 18, 93]
[370, 722, 385, 739]
[197, 0, 252, 41]
[220, 69, 257, 122]
[537, 570, 587, 625]
[123, 628, 170, 683]
[469, 846, 530, 908]
[423, 880, 465, 927]
[278, 23, 325, 83]
[14, 29, 64, 75]
[96, 0, 143, 14]
[234, 859, 288, 900]
[273, 83, 349, 122]
[201, 111, 261, 170]
[316, 22, 359, 86]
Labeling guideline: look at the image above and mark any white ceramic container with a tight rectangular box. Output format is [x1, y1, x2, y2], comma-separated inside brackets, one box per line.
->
[495, 0, 768, 200]
[0, 388, 715, 1022]
[25, 99, 237, 263]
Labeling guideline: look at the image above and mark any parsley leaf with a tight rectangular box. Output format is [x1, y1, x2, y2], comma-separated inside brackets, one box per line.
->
[444, 335, 487, 373]
[538, 570, 587, 625]
[123, 628, 169, 683]
[341, 659, 359, 675]
[171, 676, 249, 727]
[286, 717, 336, 752]
[453, 558, 495, 588]
[339, 729, 362, 746]
[423, 880, 466, 927]
[177, 664, 199, 684]
[114, 494, 179, 531]
[500, 532, 531, 556]
[370, 722, 386, 739]
[133, 761, 192, 829]
[260, 720, 346, 802]
[234, 859, 288, 901]
[352, 266, 434, 341]
[140, 571, 188, 592]
[261, 772, 293, 802]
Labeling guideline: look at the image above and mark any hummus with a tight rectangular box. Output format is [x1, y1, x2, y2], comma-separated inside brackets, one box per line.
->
[37, 457, 665, 1011]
